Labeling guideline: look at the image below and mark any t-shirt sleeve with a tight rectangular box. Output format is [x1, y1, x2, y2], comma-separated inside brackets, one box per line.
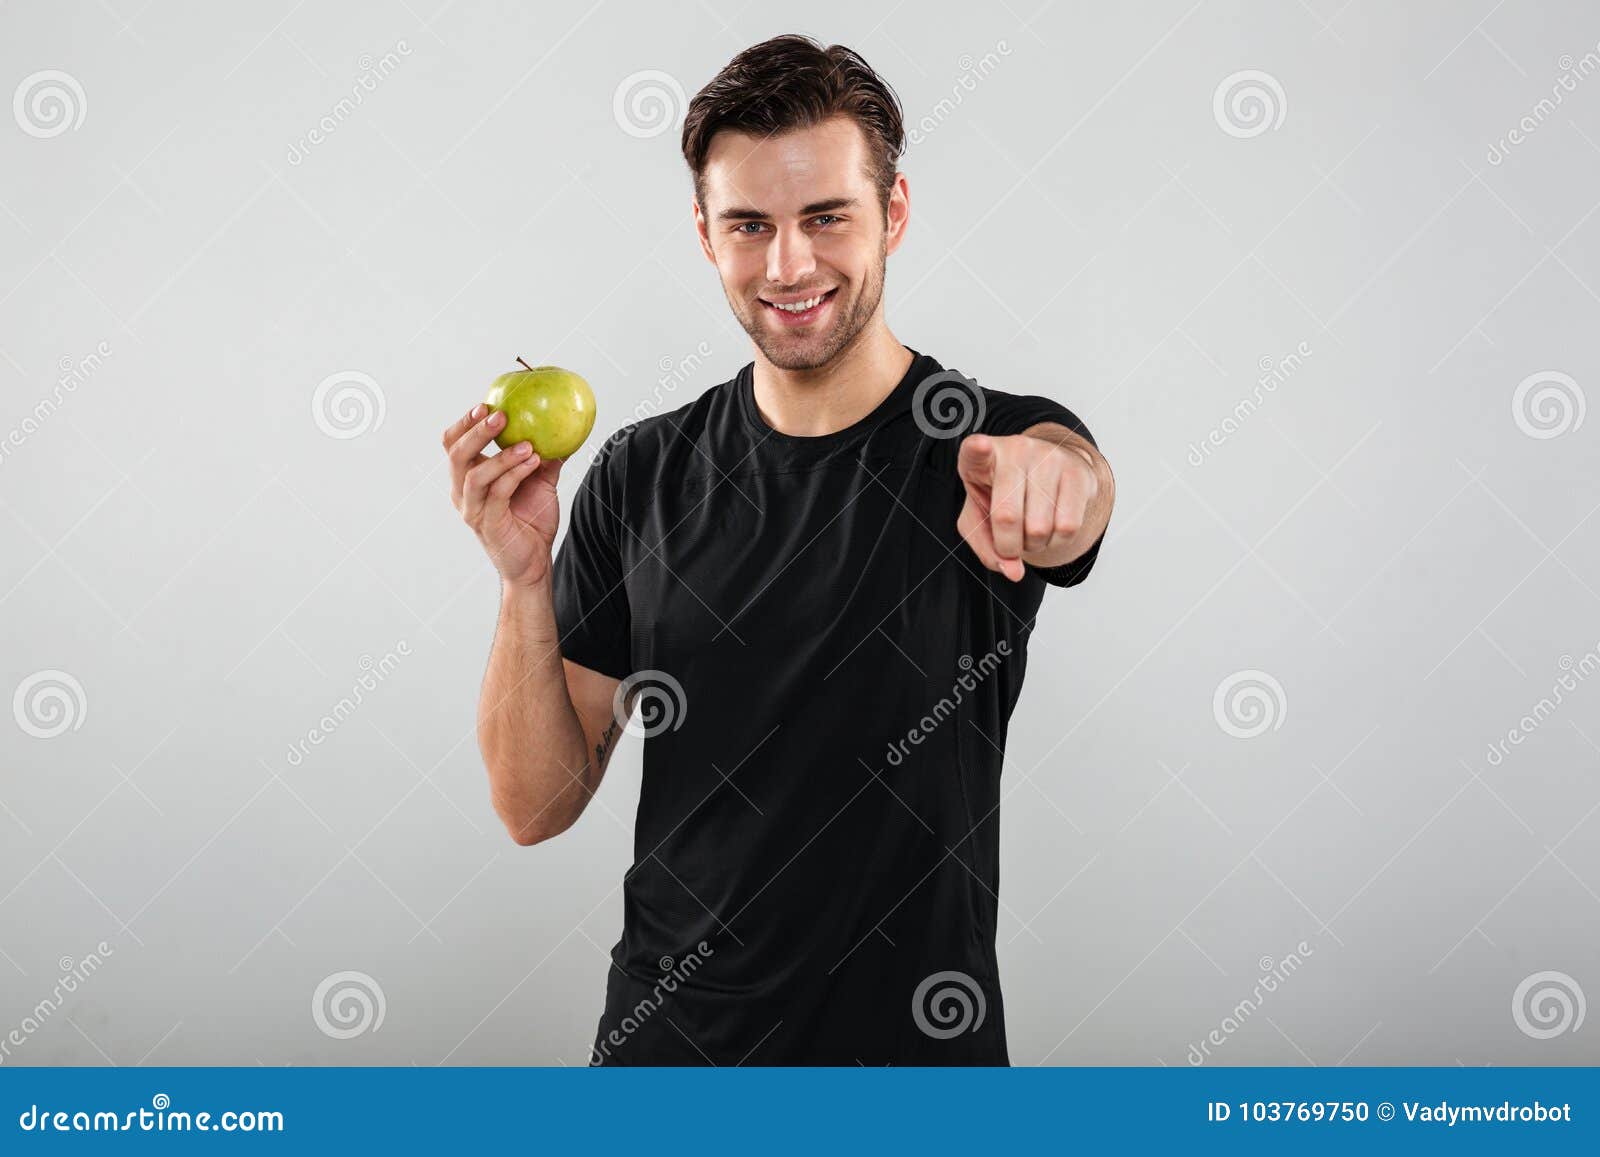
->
[976, 387, 1104, 589]
[551, 439, 634, 679]
[977, 387, 1097, 445]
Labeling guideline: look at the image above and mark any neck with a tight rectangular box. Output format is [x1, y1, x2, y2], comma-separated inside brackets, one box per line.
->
[750, 323, 914, 437]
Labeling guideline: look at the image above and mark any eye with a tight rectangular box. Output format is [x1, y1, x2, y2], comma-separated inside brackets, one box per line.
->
[811, 214, 841, 227]
[734, 222, 767, 235]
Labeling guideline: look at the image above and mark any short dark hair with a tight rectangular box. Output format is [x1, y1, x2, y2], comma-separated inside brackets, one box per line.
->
[681, 34, 906, 216]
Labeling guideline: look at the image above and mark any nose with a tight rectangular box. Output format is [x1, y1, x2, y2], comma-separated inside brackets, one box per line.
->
[766, 221, 816, 287]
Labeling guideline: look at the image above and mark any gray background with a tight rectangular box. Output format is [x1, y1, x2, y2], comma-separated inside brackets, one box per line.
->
[3, 0, 1597, 1067]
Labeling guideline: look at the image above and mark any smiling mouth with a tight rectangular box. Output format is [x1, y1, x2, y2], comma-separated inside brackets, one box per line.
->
[759, 288, 838, 325]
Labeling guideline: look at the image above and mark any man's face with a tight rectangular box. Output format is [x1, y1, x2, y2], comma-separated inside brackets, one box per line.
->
[694, 116, 908, 371]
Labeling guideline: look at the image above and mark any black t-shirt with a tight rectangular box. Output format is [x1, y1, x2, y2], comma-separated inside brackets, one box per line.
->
[552, 347, 1103, 1065]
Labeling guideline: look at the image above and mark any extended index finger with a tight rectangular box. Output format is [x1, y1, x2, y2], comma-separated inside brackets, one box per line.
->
[988, 446, 1027, 564]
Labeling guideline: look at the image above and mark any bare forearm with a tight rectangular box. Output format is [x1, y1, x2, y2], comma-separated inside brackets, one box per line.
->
[1021, 421, 1115, 569]
[477, 580, 596, 844]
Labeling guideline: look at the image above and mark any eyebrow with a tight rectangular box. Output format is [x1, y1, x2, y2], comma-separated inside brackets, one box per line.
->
[715, 196, 859, 222]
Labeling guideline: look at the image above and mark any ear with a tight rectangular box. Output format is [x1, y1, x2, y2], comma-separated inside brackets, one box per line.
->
[692, 197, 716, 264]
[884, 171, 910, 258]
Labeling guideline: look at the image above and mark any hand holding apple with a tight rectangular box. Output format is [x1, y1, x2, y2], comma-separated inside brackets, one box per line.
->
[442, 359, 599, 589]
[442, 403, 562, 588]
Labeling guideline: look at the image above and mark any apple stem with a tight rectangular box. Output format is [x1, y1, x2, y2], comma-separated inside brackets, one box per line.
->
[516, 357, 534, 372]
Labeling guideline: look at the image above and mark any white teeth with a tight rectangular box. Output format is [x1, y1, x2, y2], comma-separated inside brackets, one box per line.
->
[771, 293, 827, 313]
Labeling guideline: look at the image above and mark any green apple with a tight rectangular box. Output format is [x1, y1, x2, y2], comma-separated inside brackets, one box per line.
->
[483, 361, 597, 460]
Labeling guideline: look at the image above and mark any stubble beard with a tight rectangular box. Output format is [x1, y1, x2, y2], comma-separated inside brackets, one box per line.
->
[731, 244, 887, 372]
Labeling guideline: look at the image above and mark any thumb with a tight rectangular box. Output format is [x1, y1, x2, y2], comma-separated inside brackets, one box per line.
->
[957, 433, 996, 489]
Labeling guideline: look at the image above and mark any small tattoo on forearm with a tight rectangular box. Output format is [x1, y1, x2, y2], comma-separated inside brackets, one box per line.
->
[594, 718, 621, 771]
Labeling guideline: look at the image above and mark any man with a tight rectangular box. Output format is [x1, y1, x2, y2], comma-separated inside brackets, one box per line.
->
[442, 34, 1114, 1065]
